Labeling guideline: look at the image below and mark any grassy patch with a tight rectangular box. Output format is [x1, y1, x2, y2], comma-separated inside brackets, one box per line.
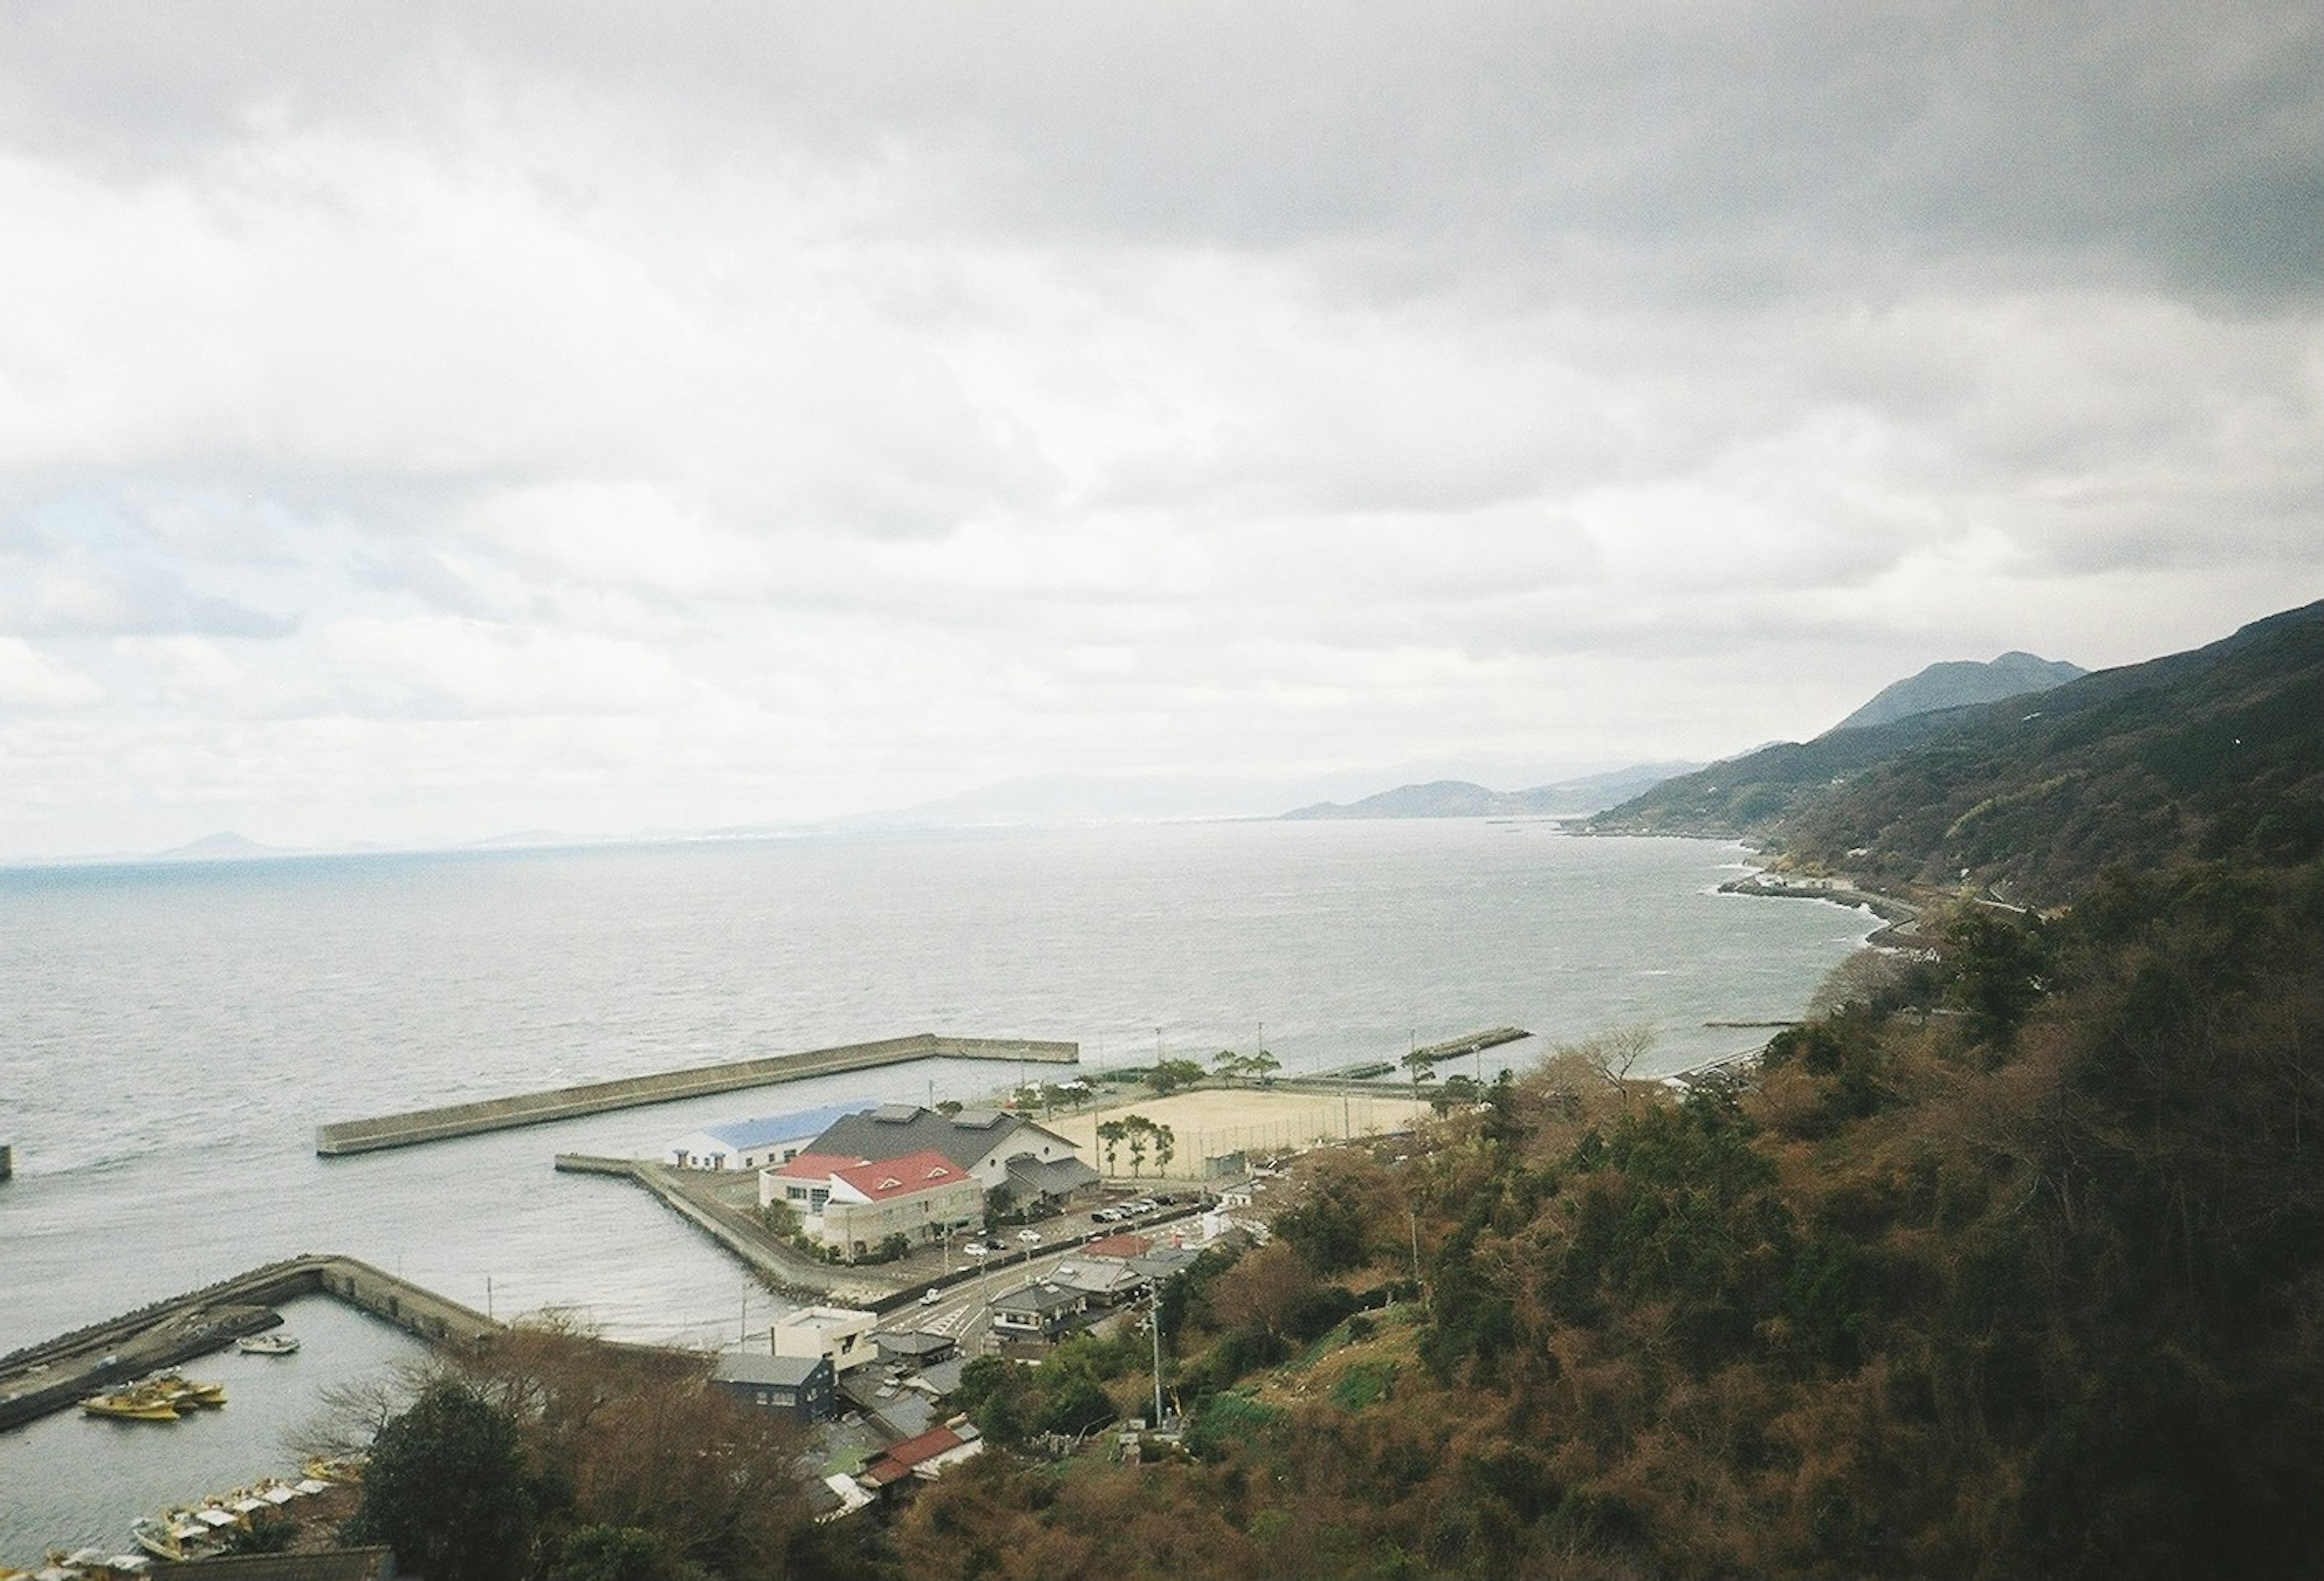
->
[1187, 1388, 1281, 1456]
[1327, 1360, 1397, 1412]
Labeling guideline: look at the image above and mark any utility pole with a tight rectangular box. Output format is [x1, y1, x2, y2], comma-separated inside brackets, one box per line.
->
[1151, 1280, 1167, 1427]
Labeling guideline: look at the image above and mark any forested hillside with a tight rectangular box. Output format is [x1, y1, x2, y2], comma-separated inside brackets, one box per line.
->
[878, 863, 2324, 1581]
[863, 603, 2324, 1580]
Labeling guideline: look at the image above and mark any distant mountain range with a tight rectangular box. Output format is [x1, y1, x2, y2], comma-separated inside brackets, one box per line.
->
[1279, 764, 1704, 820]
[153, 831, 286, 862]
[1589, 600, 2323, 906]
[1829, 651, 2086, 732]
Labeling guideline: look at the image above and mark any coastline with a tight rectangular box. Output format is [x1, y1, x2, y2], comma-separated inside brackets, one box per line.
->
[1716, 869, 1925, 946]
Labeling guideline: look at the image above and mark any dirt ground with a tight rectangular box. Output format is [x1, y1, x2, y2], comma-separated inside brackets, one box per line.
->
[1043, 1087, 1430, 1179]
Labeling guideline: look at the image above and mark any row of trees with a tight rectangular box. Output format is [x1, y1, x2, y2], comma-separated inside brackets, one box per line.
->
[1095, 1113, 1176, 1176]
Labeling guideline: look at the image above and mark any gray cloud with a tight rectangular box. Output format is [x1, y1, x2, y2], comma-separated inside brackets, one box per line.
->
[0, 2, 2318, 854]
[10, 3, 2316, 304]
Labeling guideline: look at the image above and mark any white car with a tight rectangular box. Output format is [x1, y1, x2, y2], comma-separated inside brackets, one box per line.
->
[921, 1288, 943, 1305]
[1015, 1228, 1043, 1244]
[964, 1242, 994, 1257]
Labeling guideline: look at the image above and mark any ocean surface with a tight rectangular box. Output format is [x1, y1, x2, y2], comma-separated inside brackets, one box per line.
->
[0, 820, 1874, 1556]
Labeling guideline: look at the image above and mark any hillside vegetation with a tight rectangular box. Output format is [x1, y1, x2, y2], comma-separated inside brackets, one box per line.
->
[878, 863, 2324, 1581]
[865, 603, 2324, 1580]
[1592, 600, 2323, 908]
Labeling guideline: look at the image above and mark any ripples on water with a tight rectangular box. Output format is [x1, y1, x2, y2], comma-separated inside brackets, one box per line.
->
[0, 822, 1873, 1554]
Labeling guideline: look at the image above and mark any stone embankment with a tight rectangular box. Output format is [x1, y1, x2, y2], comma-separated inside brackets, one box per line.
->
[0, 1254, 498, 1434]
[317, 1032, 1077, 1156]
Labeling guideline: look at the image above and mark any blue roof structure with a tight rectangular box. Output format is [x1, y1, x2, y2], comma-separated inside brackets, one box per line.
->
[701, 1104, 864, 1151]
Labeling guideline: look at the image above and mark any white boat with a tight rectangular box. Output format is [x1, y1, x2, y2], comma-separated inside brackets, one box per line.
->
[234, 1332, 300, 1356]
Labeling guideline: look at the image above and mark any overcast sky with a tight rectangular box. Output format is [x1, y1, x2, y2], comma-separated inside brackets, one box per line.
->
[2, 2, 2319, 856]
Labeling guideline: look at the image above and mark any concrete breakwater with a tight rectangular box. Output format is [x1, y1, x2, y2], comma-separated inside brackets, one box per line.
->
[0, 1254, 498, 1434]
[317, 1032, 1078, 1156]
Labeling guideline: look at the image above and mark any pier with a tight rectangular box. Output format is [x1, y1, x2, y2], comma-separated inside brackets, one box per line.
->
[0, 1254, 499, 1434]
[317, 1031, 1078, 1156]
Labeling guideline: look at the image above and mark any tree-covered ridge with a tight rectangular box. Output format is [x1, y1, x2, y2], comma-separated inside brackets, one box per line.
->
[881, 856, 2324, 1580]
[1590, 600, 2323, 907]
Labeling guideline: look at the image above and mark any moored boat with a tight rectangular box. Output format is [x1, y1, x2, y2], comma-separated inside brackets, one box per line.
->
[150, 1374, 225, 1410]
[234, 1332, 300, 1356]
[128, 1514, 212, 1564]
[80, 1389, 177, 1423]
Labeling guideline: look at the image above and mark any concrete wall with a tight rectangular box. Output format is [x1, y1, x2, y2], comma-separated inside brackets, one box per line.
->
[317, 1032, 1078, 1156]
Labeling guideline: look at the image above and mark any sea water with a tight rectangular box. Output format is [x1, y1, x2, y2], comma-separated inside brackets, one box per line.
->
[0, 820, 1874, 1554]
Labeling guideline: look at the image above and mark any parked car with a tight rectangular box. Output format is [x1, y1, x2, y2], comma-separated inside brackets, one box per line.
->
[1016, 1228, 1043, 1244]
[964, 1242, 995, 1256]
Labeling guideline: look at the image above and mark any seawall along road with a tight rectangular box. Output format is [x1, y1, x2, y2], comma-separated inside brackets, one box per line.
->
[315, 1032, 1078, 1156]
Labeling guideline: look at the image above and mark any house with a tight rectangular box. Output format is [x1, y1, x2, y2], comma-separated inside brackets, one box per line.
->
[874, 1329, 962, 1369]
[668, 1103, 861, 1171]
[759, 1151, 868, 1214]
[713, 1349, 837, 1423]
[1052, 1259, 1149, 1308]
[767, 1148, 984, 1260]
[1129, 1245, 1203, 1282]
[858, 1420, 985, 1496]
[1004, 1151, 1102, 1209]
[800, 1105, 1095, 1208]
[990, 1279, 1090, 1341]
[772, 1306, 881, 1376]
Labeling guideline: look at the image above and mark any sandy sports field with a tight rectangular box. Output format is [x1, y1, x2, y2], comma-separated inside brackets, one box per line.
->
[1045, 1087, 1431, 1179]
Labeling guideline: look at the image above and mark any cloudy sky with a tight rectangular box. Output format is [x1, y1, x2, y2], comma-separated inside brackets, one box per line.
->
[2, 2, 2319, 856]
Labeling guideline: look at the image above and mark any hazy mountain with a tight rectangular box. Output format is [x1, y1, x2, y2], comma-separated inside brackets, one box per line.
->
[1281, 762, 1701, 820]
[1828, 651, 2086, 733]
[1282, 780, 1518, 819]
[153, 831, 287, 861]
[838, 772, 1397, 828]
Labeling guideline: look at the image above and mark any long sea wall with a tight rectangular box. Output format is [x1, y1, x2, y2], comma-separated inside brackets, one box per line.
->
[315, 1032, 1078, 1156]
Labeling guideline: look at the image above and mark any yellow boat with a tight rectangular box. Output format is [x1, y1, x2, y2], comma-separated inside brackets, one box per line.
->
[82, 1388, 179, 1422]
[153, 1372, 226, 1410]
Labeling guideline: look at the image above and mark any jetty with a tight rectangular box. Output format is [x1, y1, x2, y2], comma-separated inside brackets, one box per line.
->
[1409, 1026, 1532, 1063]
[0, 1254, 498, 1434]
[317, 1032, 1078, 1156]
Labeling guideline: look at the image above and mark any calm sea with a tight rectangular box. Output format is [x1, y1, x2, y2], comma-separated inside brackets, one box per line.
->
[0, 820, 1872, 1555]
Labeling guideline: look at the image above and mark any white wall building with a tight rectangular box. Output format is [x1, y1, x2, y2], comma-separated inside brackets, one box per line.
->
[772, 1306, 881, 1376]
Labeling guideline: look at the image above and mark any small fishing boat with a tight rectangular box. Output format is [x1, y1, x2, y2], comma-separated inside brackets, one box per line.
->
[80, 1389, 177, 1423]
[234, 1332, 300, 1357]
[153, 1374, 226, 1410]
[129, 1513, 213, 1563]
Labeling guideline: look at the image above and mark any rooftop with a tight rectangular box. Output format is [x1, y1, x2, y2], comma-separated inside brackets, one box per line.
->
[833, 1148, 970, 1202]
[697, 1102, 864, 1151]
